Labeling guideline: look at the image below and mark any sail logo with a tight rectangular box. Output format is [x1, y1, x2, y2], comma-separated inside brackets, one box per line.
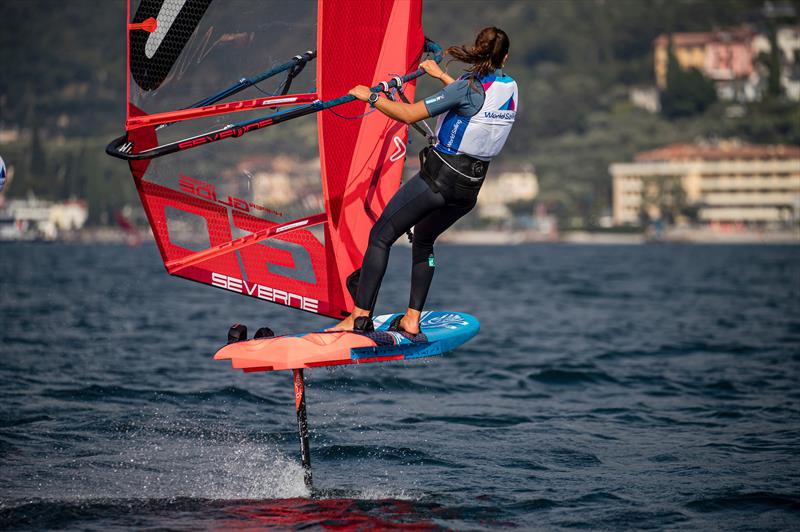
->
[211, 272, 319, 313]
[447, 119, 464, 147]
[178, 118, 275, 150]
[389, 136, 406, 162]
[484, 111, 515, 120]
[425, 94, 445, 106]
[178, 175, 282, 216]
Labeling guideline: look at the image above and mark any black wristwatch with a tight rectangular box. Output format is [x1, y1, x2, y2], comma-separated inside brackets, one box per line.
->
[367, 92, 380, 107]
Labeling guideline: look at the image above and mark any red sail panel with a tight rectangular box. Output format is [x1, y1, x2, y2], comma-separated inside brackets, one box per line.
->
[130, 167, 329, 316]
[122, 0, 339, 316]
[317, 0, 424, 315]
[118, 0, 423, 319]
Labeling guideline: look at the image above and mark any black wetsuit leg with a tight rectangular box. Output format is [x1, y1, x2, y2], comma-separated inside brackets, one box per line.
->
[408, 200, 475, 310]
[355, 173, 447, 310]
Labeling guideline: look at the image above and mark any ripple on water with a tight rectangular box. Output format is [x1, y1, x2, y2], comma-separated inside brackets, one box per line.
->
[2, 243, 799, 530]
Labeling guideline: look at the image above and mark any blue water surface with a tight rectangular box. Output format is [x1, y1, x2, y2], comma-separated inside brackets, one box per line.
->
[1, 243, 799, 530]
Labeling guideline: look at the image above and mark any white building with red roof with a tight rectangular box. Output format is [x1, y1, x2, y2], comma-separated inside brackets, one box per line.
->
[610, 141, 800, 227]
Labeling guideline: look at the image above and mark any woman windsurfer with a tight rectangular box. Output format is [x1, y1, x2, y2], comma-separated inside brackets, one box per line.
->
[330, 27, 517, 334]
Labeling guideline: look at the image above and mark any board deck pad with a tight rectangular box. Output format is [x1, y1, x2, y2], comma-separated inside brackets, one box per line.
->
[214, 311, 480, 372]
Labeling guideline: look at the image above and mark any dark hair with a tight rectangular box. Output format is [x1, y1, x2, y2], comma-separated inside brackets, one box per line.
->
[445, 27, 510, 77]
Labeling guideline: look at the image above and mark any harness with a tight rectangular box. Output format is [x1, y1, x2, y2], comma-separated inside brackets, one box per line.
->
[419, 146, 489, 206]
[378, 75, 490, 207]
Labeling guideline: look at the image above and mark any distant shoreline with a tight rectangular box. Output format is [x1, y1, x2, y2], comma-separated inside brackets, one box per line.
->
[8, 227, 796, 246]
[439, 228, 800, 245]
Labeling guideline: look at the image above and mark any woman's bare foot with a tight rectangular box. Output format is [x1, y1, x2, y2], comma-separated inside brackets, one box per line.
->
[326, 307, 371, 332]
[398, 308, 421, 335]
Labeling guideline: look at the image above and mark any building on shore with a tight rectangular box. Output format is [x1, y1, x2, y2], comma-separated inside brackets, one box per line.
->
[610, 141, 800, 228]
[629, 86, 661, 113]
[654, 25, 800, 102]
[475, 169, 539, 220]
[0, 197, 88, 241]
[751, 25, 800, 100]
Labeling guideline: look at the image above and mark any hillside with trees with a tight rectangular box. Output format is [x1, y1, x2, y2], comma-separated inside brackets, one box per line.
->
[1, 0, 798, 226]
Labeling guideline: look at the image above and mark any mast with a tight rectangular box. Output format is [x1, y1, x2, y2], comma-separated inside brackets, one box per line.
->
[292, 369, 313, 489]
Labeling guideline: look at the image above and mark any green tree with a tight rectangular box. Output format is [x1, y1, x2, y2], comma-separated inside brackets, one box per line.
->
[660, 40, 717, 118]
[765, 22, 783, 98]
[28, 108, 48, 195]
[639, 175, 689, 226]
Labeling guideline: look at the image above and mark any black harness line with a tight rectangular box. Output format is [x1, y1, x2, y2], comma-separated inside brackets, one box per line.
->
[380, 76, 436, 146]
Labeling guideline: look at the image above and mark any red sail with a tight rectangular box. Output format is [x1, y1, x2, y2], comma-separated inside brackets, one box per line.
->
[317, 0, 424, 316]
[119, 0, 424, 319]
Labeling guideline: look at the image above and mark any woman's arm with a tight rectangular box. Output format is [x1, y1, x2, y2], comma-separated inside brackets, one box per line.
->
[373, 97, 429, 124]
[348, 86, 430, 124]
[345, 57, 456, 124]
[420, 60, 455, 86]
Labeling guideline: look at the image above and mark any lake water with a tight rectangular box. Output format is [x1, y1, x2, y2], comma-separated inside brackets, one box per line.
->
[1, 242, 799, 530]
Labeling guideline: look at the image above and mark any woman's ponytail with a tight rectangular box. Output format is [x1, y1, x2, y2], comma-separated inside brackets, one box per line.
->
[445, 27, 510, 78]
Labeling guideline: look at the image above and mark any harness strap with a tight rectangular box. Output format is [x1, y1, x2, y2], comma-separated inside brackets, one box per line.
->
[419, 146, 489, 191]
[419, 147, 440, 193]
[430, 148, 484, 181]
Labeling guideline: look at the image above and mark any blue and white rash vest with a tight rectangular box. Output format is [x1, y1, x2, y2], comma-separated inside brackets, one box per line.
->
[423, 70, 518, 161]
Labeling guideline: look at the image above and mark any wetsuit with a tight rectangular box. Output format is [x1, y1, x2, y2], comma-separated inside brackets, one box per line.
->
[354, 70, 518, 312]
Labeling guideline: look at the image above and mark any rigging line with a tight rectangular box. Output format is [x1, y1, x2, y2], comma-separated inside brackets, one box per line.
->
[107, 40, 443, 161]
[325, 106, 376, 120]
[191, 50, 316, 110]
[154, 50, 316, 131]
[254, 52, 314, 110]
[386, 73, 435, 144]
[253, 79, 289, 97]
[396, 88, 435, 144]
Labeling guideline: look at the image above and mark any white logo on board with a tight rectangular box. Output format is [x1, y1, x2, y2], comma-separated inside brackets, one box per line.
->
[422, 313, 468, 330]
